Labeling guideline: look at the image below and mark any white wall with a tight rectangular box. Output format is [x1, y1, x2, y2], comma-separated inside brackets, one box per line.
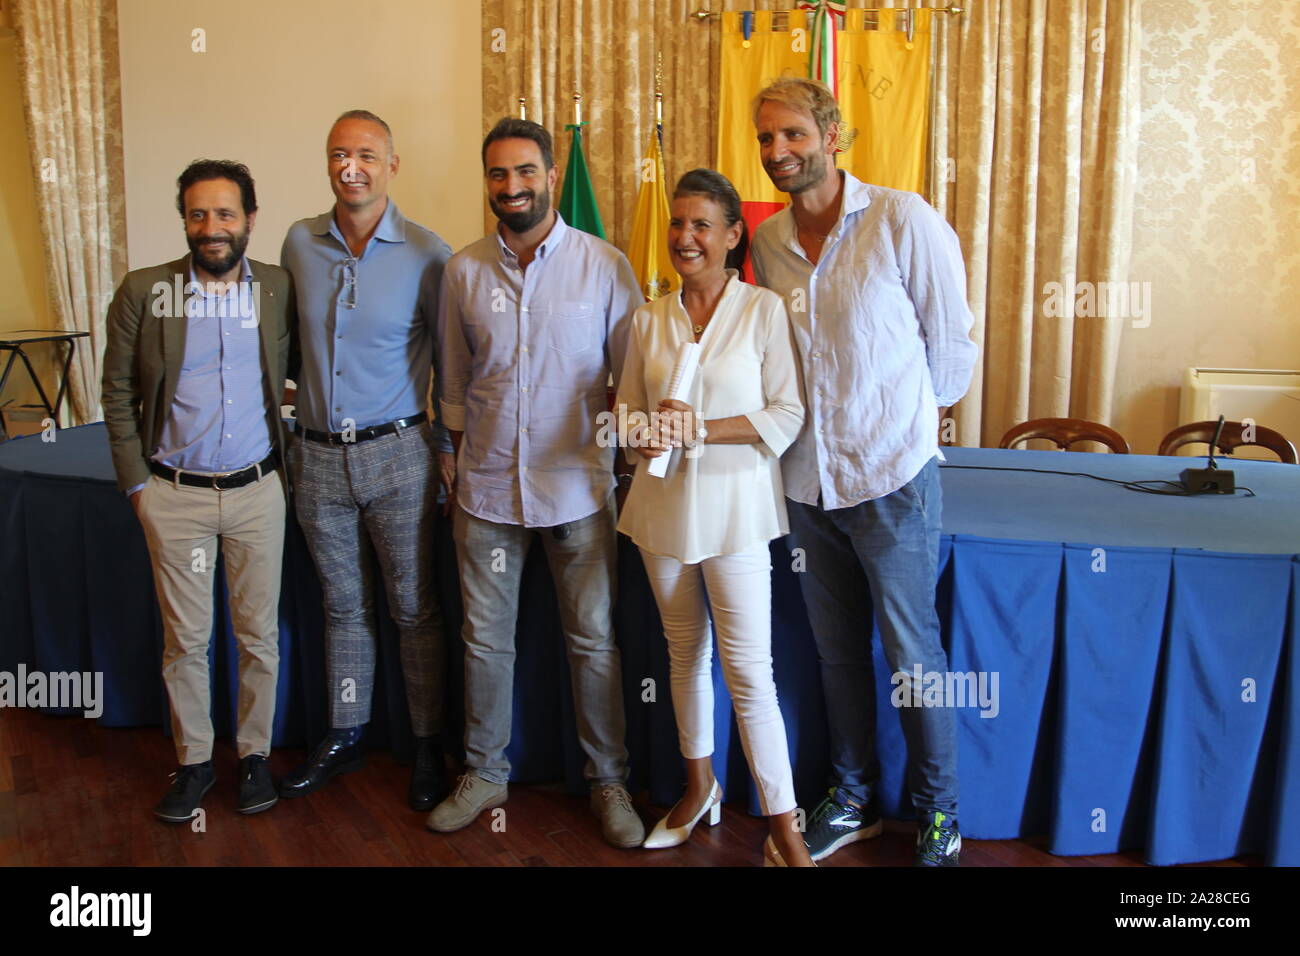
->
[117, 0, 484, 270]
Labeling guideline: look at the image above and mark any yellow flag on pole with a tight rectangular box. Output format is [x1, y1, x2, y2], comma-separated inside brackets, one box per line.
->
[626, 128, 679, 302]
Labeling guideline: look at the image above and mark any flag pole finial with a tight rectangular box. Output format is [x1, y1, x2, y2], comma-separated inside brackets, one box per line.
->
[655, 52, 664, 126]
[517, 97, 527, 120]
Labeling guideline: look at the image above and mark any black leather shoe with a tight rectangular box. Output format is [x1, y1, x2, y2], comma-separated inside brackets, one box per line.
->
[408, 736, 445, 811]
[237, 754, 278, 814]
[277, 729, 366, 798]
[154, 762, 215, 823]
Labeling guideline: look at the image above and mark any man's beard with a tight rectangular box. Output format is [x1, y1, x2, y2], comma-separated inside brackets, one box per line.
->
[768, 152, 830, 195]
[490, 185, 551, 234]
[188, 227, 250, 277]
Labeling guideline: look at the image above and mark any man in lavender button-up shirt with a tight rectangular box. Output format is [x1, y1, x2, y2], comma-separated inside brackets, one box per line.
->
[429, 119, 645, 848]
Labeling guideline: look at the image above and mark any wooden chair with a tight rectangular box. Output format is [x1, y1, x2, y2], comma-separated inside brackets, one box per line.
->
[998, 417, 1131, 454]
[1157, 420, 1297, 464]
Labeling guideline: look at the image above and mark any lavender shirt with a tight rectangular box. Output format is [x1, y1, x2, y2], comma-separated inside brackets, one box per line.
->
[438, 213, 641, 528]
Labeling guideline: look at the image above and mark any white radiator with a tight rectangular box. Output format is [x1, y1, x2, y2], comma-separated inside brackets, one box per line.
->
[1178, 368, 1300, 460]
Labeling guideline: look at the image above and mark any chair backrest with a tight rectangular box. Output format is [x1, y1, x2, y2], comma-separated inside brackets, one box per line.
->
[998, 417, 1131, 454]
[1157, 420, 1298, 464]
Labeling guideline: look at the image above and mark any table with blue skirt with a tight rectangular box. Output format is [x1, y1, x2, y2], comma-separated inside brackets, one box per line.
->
[1, 424, 1296, 865]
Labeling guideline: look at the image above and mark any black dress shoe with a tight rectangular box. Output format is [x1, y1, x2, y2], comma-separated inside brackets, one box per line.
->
[278, 729, 366, 798]
[237, 754, 278, 814]
[408, 735, 445, 811]
[154, 762, 215, 823]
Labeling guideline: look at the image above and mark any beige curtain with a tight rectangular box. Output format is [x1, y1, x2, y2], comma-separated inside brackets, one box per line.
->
[12, 0, 127, 426]
[930, 0, 1141, 447]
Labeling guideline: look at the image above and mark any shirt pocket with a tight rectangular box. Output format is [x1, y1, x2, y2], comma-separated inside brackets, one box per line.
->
[545, 301, 599, 356]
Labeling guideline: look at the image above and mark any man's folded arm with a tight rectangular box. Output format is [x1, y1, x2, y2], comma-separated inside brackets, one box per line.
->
[897, 198, 978, 409]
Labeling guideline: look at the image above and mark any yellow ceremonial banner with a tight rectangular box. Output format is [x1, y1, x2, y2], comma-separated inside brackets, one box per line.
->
[626, 129, 680, 301]
[717, 10, 807, 207]
[837, 8, 931, 194]
[716, 8, 931, 204]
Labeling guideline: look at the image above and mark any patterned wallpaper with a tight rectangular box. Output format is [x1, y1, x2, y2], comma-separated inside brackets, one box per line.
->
[1115, 0, 1300, 454]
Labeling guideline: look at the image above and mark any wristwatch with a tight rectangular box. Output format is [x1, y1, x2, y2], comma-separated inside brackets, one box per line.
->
[695, 421, 708, 445]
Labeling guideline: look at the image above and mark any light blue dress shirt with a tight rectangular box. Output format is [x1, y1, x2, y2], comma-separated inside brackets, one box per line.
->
[151, 258, 271, 475]
[751, 171, 978, 509]
[438, 212, 642, 528]
[280, 200, 452, 446]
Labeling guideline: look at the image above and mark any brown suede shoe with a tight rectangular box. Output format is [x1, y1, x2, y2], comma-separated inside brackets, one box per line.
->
[426, 772, 508, 833]
[591, 783, 645, 848]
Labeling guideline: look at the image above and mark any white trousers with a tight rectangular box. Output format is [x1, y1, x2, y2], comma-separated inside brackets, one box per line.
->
[640, 544, 796, 816]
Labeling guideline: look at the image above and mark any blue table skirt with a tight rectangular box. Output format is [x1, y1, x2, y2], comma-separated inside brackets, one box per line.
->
[1, 427, 1296, 865]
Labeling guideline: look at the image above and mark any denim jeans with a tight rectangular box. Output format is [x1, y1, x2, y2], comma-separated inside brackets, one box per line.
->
[453, 495, 628, 786]
[787, 457, 958, 816]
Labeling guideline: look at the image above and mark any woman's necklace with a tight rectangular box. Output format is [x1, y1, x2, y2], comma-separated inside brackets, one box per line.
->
[685, 281, 726, 339]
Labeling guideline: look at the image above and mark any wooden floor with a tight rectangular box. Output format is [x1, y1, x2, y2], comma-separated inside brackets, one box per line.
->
[0, 707, 1258, 867]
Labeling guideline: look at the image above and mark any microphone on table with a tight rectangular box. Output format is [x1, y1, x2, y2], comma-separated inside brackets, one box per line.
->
[1180, 414, 1236, 495]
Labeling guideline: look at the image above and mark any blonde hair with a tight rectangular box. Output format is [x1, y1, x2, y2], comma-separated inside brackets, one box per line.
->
[751, 76, 841, 138]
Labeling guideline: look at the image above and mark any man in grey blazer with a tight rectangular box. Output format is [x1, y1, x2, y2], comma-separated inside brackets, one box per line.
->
[101, 159, 295, 823]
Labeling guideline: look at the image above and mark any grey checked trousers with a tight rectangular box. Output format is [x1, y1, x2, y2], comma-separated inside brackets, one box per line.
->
[291, 423, 443, 736]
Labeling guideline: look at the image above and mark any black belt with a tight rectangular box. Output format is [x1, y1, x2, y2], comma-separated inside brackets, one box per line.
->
[296, 412, 427, 446]
[149, 449, 280, 490]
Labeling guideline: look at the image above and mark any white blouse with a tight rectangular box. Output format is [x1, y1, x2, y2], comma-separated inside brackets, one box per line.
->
[616, 272, 806, 564]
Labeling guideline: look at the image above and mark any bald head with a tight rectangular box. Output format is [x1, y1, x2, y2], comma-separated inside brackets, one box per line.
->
[326, 111, 399, 212]
[330, 109, 394, 157]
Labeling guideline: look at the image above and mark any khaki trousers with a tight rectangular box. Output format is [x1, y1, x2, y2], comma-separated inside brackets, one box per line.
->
[137, 468, 286, 764]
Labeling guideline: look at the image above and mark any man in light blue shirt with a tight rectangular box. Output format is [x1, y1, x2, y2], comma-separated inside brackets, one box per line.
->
[140, 258, 270, 490]
[429, 118, 644, 847]
[278, 110, 453, 812]
[102, 160, 294, 824]
[750, 78, 977, 866]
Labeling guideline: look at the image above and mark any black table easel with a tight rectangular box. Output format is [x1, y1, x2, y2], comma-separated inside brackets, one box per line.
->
[0, 329, 90, 440]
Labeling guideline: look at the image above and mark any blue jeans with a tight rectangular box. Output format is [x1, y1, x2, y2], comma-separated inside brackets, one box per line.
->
[787, 457, 958, 816]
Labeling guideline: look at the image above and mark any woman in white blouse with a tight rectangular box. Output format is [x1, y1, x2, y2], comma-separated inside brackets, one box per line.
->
[617, 169, 812, 867]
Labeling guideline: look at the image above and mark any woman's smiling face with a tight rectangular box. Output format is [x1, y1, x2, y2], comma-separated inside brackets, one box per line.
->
[668, 194, 741, 283]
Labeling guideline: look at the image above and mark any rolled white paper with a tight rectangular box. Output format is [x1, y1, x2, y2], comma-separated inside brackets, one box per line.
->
[647, 340, 701, 478]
